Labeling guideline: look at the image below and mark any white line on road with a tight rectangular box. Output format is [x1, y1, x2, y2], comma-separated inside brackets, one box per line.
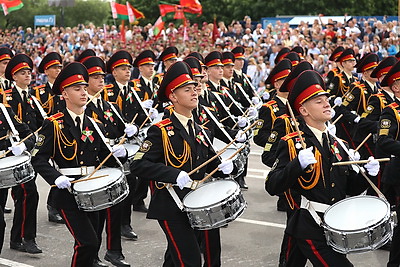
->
[0, 258, 35, 267]
[236, 218, 286, 229]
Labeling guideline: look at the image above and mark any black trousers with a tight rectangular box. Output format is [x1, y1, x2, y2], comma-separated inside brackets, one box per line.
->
[286, 237, 353, 267]
[97, 202, 122, 251]
[387, 185, 400, 267]
[60, 208, 99, 267]
[10, 178, 39, 242]
[158, 219, 222, 267]
[132, 175, 149, 207]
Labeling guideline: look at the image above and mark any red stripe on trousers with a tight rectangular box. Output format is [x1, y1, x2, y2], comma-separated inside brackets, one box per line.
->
[286, 235, 292, 261]
[60, 209, 81, 267]
[163, 221, 184, 267]
[305, 239, 328, 267]
[21, 184, 27, 237]
[204, 230, 211, 267]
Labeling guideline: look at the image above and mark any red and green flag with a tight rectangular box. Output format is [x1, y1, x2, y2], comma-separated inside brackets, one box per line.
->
[159, 0, 202, 22]
[0, 0, 24, 16]
[110, 1, 144, 23]
[153, 16, 165, 38]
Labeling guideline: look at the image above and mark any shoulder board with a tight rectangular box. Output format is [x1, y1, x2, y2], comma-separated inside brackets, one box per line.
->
[155, 118, 172, 128]
[206, 106, 215, 112]
[277, 114, 290, 119]
[387, 102, 399, 109]
[3, 89, 12, 94]
[104, 84, 114, 89]
[93, 117, 102, 124]
[281, 131, 302, 141]
[134, 87, 141, 92]
[205, 83, 211, 88]
[3, 103, 10, 108]
[46, 112, 64, 121]
[375, 93, 385, 97]
[262, 100, 277, 107]
[166, 105, 174, 111]
[33, 84, 46, 90]
[155, 73, 164, 78]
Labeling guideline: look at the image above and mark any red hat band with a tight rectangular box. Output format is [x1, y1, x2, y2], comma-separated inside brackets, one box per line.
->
[294, 84, 325, 112]
[0, 54, 11, 62]
[362, 62, 378, 72]
[340, 54, 355, 63]
[206, 58, 222, 67]
[60, 74, 86, 90]
[165, 74, 193, 97]
[272, 69, 290, 84]
[233, 53, 244, 59]
[222, 59, 234, 65]
[376, 66, 392, 79]
[138, 57, 155, 66]
[87, 66, 105, 76]
[388, 72, 400, 86]
[163, 53, 177, 61]
[333, 51, 343, 61]
[112, 58, 130, 70]
[44, 59, 62, 71]
[11, 62, 31, 75]
[191, 68, 201, 76]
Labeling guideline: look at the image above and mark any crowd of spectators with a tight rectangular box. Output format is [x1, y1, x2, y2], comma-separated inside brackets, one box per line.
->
[0, 15, 399, 90]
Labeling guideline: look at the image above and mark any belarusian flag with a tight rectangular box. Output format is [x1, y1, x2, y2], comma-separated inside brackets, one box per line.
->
[110, 1, 144, 22]
[0, 0, 24, 16]
[153, 16, 164, 38]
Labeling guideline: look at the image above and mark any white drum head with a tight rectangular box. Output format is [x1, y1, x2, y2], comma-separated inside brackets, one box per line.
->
[213, 138, 236, 150]
[123, 144, 140, 157]
[0, 154, 29, 169]
[324, 196, 389, 231]
[184, 180, 238, 208]
[73, 168, 123, 192]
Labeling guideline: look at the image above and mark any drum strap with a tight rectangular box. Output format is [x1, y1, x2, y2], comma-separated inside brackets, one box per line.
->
[300, 195, 330, 226]
[0, 103, 19, 139]
[87, 117, 123, 169]
[107, 100, 126, 125]
[31, 96, 48, 120]
[235, 83, 253, 107]
[202, 105, 233, 142]
[212, 91, 236, 123]
[166, 185, 185, 211]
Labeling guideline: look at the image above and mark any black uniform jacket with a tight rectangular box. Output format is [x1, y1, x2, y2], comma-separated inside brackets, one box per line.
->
[31, 110, 126, 210]
[2, 87, 44, 131]
[254, 96, 287, 148]
[266, 123, 369, 240]
[131, 113, 226, 221]
[31, 82, 65, 115]
[0, 104, 35, 151]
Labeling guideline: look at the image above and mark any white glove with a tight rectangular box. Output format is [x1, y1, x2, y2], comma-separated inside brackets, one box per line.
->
[330, 108, 336, 119]
[218, 159, 234, 174]
[262, 91, 270, 100]
[348, 149, 360, 161]
[252, 96, 260, 105]
[326, 121, 336, 136]
[298, 147, 317, 170]
[364, 156, 380, 176]
[142, 99, 153, 109]
[149, 107, 159, 120]
[176, 171, 192, 190]
[354, 116, 361, 123]
[112, 144, 127, 158]
[124, 123, 138, 137]
[248, 107, 258, 117]
[9, 142, 27, 156]
[54, 175, 74, 189]
[237, 116, 249, 128]
[235, 130, 247, 143]
[334, 97, 342, 107]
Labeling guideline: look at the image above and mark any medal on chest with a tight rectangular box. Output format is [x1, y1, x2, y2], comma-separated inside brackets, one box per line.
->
[81, 127, 94, 143]
[103, 109, 114, 122]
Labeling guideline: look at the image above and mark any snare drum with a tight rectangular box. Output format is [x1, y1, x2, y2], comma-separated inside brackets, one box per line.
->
[323, 195, 395, 254]
[0, 152, 35, 188]
[72, 168, 129, 211]
[183, 179, 247, 230]
[213, 138, 244, 178]
[122, 143, 140, 175]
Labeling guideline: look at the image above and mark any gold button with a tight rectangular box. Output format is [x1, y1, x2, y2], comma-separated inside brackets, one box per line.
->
[80, 151, 84, 155]
[196, 170, 199, 173]
[64, 146, 67, 149]
[331, 183, 335, 187]
[80, 161, 84, 164]
[331, 198, 335, 202]
[94, 148, 97, 150]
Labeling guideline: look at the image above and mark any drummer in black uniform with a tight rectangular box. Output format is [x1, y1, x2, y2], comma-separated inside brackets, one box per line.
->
[4, 54, 45, 254]
[131, 61, 235, 267]
[153, 46, 179, 86]
[31, 62, 128, 267]
[266, 70, 379, 266]
[83, 56, 137, 267]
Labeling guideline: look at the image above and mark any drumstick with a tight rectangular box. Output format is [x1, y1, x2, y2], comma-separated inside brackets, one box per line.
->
[219, 116, 231, 123]
[286, 103, 306, 149]
[0, 127, 42, 158]
[139, 103, 159, 130]
[354, 133, 372, 152]
[86, 89, 103, 106]
[332, 158, 390, 166]
[50, 174, 109, 188]
[0, 134, 10, 141]
[228, 102, 234, 109]
[232, 108, 250, 130]
[331, 114, 343, 126]
[201, 120, 210, 127]
[196, 144, 248, 186]
[41, 94, 56, 107]
[187, 120, 257, 176]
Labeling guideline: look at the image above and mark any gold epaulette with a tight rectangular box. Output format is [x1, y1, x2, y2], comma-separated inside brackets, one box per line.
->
[277, 114, 290, 119]
[155, 118, 172, 128]
[46, 112, 64, 121]
[134, 87, 141, 92]
[263, 100, 277, 107]
[281, 131, 302, 141]
[206, 106, 215, 112]
[166, 105, 174, 111]
[104, 84, 114, 89]
[3, 89, 12, 94]
[33, 84, 46, 90]
[387, 102, 399, 109]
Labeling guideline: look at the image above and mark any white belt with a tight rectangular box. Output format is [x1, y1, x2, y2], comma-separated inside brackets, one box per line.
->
[58, 166, 95, 176]
[300, 195, 330, 226]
